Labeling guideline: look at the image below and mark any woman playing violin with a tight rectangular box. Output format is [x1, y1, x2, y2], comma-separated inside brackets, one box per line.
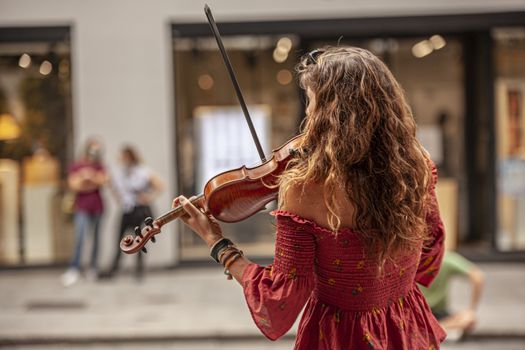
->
[175, 46, 446, 349]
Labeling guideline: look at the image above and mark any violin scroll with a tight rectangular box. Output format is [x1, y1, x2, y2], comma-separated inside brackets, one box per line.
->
[120, 217, 161, 254]
[120, 195, 206, 254]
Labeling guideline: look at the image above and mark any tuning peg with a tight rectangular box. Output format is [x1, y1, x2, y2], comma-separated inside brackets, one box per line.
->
[144, 217, 154, 227]
[151, 236, 156, 243]
[141, 247, 148, 253]
[134, 226, 142, 237]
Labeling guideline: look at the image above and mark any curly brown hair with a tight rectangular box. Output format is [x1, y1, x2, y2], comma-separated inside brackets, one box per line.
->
[278, 46, 432, 264]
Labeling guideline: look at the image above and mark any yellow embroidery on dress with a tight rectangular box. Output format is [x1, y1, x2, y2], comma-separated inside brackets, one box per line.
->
[399, 319, 405, 330]
[426, 265, 438, 275]
[422, 256, 433, 267]
[398, 296, 404, 309]
[328, 278, 336, 286]
[333, 259, 343, 272]
[288, 267, 297, 280]
[319, 329, 324, 340]
[357, 260, 365, 269]
[259, 318, 269, 327]
[372, 307, 381, 315]
[269, 266, 273, 279]
[399, 268, 406, 277]
[363, 332, 375, 348]
[428, 345, 436, 350]
[352, 284, 363, 295]
[333, 310, 341, 324]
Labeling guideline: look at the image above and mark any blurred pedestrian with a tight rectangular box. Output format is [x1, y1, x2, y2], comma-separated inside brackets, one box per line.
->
[174, 47, 446, 349]
[420, 251, 485, 335]
[105, 145, 164, 281]
[61, 137, 108, 287]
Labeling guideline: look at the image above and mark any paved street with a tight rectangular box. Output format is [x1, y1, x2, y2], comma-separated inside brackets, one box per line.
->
[5, 339, 525, 350]
[3, 339, 525, 350]
[1, 263, 524, 349]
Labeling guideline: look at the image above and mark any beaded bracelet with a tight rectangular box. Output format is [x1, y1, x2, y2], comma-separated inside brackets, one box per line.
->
[218, 247, 239, 265]
[225, 251, 243, 270]
[210, 237, 234, 262]
[223, 250, 244, 280]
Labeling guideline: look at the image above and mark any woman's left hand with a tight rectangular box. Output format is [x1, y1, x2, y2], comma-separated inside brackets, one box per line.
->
[173, 195, 223, 248]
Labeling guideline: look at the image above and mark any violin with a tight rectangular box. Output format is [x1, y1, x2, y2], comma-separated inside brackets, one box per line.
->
[119, 134, 303, 254]
[120, 4, 303, 254]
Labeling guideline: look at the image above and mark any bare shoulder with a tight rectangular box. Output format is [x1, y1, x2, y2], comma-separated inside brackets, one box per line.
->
[280, 181, 357, 229]
[280, 181, 326, 222]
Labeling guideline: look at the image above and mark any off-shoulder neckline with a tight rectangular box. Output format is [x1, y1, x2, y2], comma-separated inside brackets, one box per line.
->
[271, 210, 358, 235]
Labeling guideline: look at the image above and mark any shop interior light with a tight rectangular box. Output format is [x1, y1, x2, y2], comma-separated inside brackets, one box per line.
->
[198, 74, 214, 90]
[276, 69, 292, 85]
[412, 40, 433, 58]
[18, 53, 31, 68]
[58, 59, 70, 78]
[39, 60, 52, 75]
[276, 37, 293, 52]
[369, 39, 399, 55]
[273, 47, 288, 63]
[0, 114, 21, 141]
[273, 36, 293, 63]
[429, 35, 446, 50]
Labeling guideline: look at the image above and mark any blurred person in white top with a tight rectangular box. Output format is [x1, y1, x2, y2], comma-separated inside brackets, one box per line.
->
[104, 145, 164, 281]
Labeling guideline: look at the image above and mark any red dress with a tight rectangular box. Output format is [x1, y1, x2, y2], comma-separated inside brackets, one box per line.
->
[242, 165, 446, 349]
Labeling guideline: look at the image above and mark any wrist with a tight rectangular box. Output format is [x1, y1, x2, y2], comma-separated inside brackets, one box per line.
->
[205, 234, 223, 248]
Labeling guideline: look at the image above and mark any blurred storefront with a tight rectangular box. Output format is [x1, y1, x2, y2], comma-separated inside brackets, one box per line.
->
[0, 1, 524, 267]
[0, 27, 74, 265]
[494, 28, 525, 252]
[172, 12, 525, 261]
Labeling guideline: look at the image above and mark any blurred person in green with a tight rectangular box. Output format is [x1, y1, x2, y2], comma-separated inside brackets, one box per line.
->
[419, 251, 485, 335]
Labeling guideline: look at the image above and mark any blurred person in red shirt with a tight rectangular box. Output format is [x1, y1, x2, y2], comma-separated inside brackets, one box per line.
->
[61, 138, 108, 287]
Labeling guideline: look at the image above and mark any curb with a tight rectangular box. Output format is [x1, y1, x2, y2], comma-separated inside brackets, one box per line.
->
[1, 332, 525, 347]
[0, 334, 294, 347]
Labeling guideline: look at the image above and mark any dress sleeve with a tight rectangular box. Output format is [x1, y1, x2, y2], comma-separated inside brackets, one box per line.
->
[241, 214, 316, 340]
[416, 161, 446, 287]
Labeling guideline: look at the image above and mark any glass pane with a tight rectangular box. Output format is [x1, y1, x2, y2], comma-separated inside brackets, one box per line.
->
[0, 37, 74, 265]
[494, 27, 525, 251]
[173, 35, 301, 260]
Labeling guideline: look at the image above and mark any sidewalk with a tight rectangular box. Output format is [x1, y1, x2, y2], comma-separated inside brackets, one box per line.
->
[0, 263, 524, 346]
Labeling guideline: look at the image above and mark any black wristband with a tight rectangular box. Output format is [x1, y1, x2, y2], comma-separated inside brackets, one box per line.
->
[210, 238, 234, 263]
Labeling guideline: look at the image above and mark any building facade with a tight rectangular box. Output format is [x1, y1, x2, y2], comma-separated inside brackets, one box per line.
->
[0, 0, 524, 268]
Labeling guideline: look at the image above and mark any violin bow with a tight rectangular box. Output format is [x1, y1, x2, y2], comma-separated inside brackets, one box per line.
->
[204, 4, 267, 163]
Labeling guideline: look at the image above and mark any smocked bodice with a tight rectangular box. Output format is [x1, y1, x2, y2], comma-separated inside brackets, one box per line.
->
[241, 162, 446, 349]
[243, 210, 445, 349]
[271, 211, 423, 311]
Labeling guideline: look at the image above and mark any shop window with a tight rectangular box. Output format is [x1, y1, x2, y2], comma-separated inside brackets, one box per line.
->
[494, 27, 525, 251]
[0, 33, 73, 265]
[173, 35, 301, 260]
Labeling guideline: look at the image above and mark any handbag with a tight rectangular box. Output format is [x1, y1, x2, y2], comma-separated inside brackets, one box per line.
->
[61, 190, 76, 215]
